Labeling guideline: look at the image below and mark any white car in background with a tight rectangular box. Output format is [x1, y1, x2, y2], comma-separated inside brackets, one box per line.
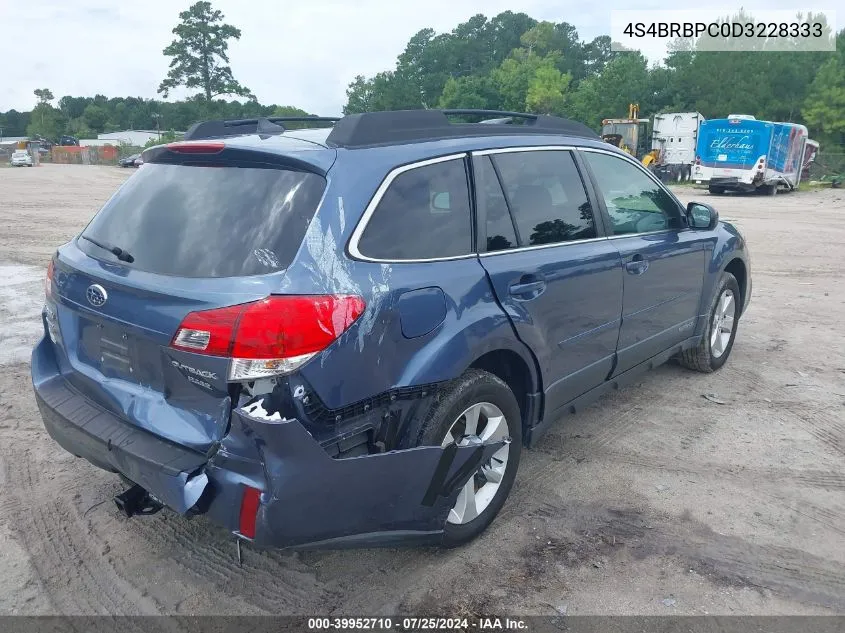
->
[10, 150, 33, 167]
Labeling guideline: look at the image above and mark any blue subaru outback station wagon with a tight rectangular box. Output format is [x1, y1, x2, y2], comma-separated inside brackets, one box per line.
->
[32, 110, 751, 549]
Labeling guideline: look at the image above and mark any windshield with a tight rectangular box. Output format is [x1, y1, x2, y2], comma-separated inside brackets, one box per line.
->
[79, 163, 326, 278]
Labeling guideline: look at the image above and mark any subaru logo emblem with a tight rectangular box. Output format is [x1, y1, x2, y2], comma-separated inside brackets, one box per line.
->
[86, 284, 108, 307]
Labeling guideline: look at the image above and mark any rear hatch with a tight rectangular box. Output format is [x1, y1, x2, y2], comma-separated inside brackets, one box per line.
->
[49, 146, 329, 452]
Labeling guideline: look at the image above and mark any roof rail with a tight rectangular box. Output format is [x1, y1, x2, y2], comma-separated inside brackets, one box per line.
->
[184, 116, 341, 141]
[325, 109, 598, 148]
[182, 110, 598, 146]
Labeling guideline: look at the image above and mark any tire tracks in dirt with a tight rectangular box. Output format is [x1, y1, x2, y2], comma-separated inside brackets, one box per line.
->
[604, 451, 845, 495]
[2, 449, 163, 620]
[522, 503, 845, 612]
[687, 529, 845, 610]
[116, 509, 332, 613]
[740, 363, 845, 459]
[784, 405, 845, 459]
[501, 358, 845, 610]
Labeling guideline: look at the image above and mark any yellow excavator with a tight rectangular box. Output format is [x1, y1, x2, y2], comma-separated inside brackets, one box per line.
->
[600, 104, 660, 168]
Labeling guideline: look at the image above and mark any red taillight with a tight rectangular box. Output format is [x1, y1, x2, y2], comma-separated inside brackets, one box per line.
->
[172, 303, 243, 356]
[170, 295, 366, 381]
[166, 141, 225, 154]
[239, 486, 261, 540]
[45, 260, 54, 298]
[695, 155, 701, 165]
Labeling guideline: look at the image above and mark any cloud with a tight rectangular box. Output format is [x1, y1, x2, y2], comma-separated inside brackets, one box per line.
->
[0, 0, 811, 114]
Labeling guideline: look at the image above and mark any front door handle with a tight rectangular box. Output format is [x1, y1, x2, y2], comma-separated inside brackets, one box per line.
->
[625, 254, 649, 275]
[509, 276, 546, 298]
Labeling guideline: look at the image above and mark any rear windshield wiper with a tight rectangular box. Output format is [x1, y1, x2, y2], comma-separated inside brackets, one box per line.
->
[79, 234, 135, 263]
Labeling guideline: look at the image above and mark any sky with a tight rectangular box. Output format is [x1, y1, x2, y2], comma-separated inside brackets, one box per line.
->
[0, 0, 829, 115]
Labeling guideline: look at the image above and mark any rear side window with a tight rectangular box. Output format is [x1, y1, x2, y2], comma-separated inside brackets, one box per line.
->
[477, 156, 518, 252]
[491, 150, 596, 246]
[356, 158, 472, 260]
[80, 164, 325, 278]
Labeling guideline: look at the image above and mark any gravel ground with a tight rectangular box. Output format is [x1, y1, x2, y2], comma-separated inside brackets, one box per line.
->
[0, 164, 843, 616]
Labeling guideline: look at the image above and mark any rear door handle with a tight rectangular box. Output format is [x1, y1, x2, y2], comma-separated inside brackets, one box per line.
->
[509, 276, 546, 298]
[625, 254, 649, 275]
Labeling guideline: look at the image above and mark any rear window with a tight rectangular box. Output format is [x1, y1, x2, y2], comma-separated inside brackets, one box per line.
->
[80, 163, 325, 278]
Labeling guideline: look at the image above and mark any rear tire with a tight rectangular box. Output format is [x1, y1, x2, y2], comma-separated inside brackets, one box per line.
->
[680, 272, 741, 373]
[708, 185, 725, 195]
[417, 369, 522, 547]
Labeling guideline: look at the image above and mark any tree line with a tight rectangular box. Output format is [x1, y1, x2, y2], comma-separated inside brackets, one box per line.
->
[0, 93, 309, 144]
[344, 11, 845, 147]
[1, 6, 843, 148]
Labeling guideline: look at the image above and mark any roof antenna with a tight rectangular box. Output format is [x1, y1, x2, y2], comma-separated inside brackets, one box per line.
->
[255, 117, 285, 139]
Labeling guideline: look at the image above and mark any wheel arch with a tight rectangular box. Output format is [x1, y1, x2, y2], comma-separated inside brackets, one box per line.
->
[723, 257, 748, 315]
[467, 346, 542, 438]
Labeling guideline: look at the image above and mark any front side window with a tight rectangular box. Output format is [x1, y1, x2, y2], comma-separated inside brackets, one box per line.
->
[583, 151, 681, 236]
[356, 158, 472, 260]
[492, 150, 596, 246]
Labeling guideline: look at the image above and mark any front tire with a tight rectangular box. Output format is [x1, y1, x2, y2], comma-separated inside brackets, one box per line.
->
[417, 369, 522, 547]
[680, 272, 741, 373]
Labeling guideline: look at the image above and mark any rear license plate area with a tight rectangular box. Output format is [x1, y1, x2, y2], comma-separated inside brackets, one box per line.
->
[100, 329, 136, 379]
[80, 319, 139, 382]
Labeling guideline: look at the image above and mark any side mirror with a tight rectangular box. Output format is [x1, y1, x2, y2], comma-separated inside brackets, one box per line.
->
[687, 202, 719, 230]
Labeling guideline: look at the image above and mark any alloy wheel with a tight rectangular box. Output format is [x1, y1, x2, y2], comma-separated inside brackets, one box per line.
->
[441, 402, 510, 525]
[710, 288, 736, 358]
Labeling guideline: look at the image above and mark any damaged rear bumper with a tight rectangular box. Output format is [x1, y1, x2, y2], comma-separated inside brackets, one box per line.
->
[32, 336, 503, 549]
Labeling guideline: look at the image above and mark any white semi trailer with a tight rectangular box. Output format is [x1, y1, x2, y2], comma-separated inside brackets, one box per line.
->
[650, 112, 705, 182]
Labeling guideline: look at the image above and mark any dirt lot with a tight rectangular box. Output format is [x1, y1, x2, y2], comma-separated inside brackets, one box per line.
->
[0, 164, 843, 616]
